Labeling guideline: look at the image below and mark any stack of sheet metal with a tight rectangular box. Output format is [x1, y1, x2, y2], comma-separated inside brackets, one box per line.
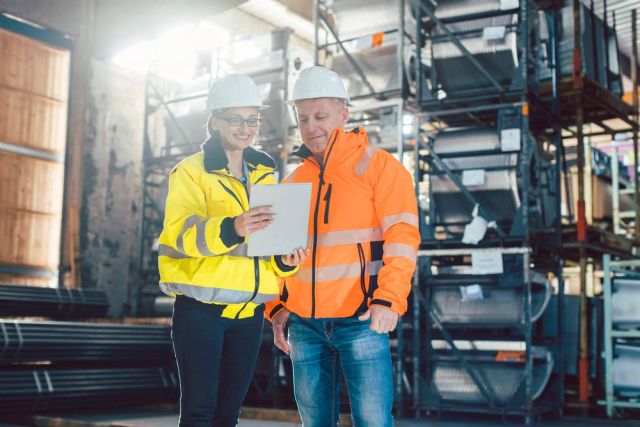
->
[425, 342, 554, 406]
[539, 4, 622, 95]
[429, 269, 552, 326]
[610, 277, 640, 396]
[429, 0, 520, 94]
[429, 127, 521, 226]
[328, 0, 409, 98]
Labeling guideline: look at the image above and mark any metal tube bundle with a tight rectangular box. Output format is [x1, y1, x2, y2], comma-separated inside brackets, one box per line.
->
[0, 367, 178, 413]
[0, 320, 172, 363]
[0, 284, 109, 319]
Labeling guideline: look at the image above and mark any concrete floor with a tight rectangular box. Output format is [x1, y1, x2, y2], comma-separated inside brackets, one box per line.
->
[2, 409, 639, 427]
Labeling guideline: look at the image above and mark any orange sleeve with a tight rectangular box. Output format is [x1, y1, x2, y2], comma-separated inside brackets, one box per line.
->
[370, 152, 421, 316]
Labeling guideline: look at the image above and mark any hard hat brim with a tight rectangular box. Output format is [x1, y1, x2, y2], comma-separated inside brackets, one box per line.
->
[286, 97, 349, 106]
[209, 104, 270, 112]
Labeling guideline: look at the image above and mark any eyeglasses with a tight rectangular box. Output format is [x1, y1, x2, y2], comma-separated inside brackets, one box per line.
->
[217, 116, 262, 127]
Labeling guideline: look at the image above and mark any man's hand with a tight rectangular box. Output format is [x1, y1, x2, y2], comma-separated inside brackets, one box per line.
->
[234, 206, 273, 237]
[358, 305, 398, 334]
[281, 248, 309, 267]
[272, 309, 291, 355]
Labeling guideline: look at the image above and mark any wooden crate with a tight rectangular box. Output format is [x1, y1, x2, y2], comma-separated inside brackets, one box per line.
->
[0, 151, 64, 214]
[0, 208, 61, 269]
[0, 28, 70, 101]
[0, 273, 56, 287]
[0, 27, 70, 280]
[0, 85, 68, 154]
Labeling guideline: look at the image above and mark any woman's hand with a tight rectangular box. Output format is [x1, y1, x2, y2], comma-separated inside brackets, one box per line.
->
[281, 248, 309, 267]
[233, 206, 274, 237]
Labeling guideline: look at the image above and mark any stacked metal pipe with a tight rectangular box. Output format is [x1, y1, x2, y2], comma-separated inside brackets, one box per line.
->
[0, 284, 177, 413]
[0, 367, 178, 413]
[0, 284, 109, 319]
[0, 320, 172, 363]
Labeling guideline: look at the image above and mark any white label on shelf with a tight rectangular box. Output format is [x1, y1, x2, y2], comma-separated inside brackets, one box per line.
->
[471, 250, 504, 275]
[483, 26, 506, 41]
[462, 169, 486, 186]
[500, 128, 521, 152]
[500, 0, 519, 10]
[460, 284, 484, 302]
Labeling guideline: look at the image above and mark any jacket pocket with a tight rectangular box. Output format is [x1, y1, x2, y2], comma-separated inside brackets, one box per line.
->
[206, 188, 226, 216]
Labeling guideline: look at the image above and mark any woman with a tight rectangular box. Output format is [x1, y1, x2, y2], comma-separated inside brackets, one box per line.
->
[157, 74, 308, 427]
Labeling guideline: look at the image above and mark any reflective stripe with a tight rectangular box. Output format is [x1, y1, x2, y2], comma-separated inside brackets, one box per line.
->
[381, 213, 419, 233]
[159, 243, 262, 259]
[159, 282, 277, 304]
[311, 227, 383, 248]
[369, 260, 383, 276]
[228, 244, 248, 257]
[158, 244, 191, 259]
[196, 221, 214, 256]
[355, 146, 378, 176]
[383, 243, 417, 264]
[226, 244, 269, 261]
[176, 215, 202, 253]
[295, 260, 383, 283]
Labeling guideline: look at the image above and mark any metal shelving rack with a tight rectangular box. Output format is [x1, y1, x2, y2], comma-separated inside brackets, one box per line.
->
[600, 254, 640, 417]
[407, 0, 566, 422]
[312, 0, 417, 159]
[549, 1, 640, 408]
[307, 0, 640, 420]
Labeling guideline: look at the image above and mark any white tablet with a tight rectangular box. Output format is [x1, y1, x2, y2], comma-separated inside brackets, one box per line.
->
[247, 183, 312, 257]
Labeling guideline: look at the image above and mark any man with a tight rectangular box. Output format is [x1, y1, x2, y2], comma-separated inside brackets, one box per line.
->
[265, 66, 420, 427]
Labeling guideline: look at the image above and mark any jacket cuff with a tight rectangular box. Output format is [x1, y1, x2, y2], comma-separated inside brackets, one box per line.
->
[220, 217, 243, 248]
[271, 255, 298, 277]
[370, 298, 392, 308]
[370, 298, 404, 316]
[275, 255, 296, 272]
[267, 303, 285, 321]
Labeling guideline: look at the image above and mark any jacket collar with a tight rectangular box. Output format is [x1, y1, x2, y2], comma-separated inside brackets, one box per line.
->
[201, 133, 276, 174]
[292, 127, 366, 165]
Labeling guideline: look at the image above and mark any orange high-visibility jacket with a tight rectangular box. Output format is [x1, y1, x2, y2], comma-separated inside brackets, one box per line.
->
[265, 127, 420, 320]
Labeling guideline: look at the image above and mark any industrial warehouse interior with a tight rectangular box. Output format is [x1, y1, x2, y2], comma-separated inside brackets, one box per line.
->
[1, 0, 640, 426]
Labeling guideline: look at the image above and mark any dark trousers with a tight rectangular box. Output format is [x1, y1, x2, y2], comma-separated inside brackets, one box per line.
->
[171, 295, 264, 427]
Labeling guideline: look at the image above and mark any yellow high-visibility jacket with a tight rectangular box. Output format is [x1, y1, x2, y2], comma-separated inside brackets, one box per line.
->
[158, 136, 298, 319]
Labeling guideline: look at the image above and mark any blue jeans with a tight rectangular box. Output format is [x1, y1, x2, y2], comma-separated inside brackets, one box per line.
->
[287, 313, 394, 427]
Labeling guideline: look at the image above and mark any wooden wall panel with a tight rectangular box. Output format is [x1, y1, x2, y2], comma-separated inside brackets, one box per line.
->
[0, 209, 61, 269]
[0, 27, 69, 281]
[0, 274, 56, 287]
[0, 28, 70, 101]
[0, 85, 68, 153]
[0, 152, 64, 214]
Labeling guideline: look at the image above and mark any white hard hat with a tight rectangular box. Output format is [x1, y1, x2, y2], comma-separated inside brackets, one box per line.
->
[288, 66, 349, 105]
[206, 74, 268, 111]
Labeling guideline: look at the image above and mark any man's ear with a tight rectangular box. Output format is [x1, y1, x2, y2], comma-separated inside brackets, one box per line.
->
[341, 106, 349, 127]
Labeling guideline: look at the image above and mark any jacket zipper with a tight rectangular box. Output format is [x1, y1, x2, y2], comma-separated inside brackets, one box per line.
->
[215, 171, 260, 319]
[235, 257, 260, 319]
[310, 135, 338, 318]
[323, 183, 333, 224]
